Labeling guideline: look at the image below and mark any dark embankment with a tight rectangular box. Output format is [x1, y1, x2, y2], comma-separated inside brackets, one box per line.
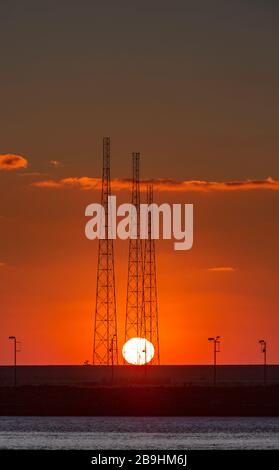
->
[1, 385, 279, 416]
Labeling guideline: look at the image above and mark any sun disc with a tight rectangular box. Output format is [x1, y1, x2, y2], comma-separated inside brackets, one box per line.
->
[122, 337, 155, 365]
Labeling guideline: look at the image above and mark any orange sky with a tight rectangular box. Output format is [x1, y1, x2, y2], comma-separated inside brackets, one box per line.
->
[1, 167, 279, 365]
[1, 1, 279, 365]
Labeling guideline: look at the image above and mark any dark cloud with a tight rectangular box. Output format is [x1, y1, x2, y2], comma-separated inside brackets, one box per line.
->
[0, 154, 28, 170]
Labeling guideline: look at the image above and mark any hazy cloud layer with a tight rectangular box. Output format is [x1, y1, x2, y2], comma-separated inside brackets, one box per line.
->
[50, 160, 63, 168]
[17, 172, 47, 177]
[207, 267, 236, 272]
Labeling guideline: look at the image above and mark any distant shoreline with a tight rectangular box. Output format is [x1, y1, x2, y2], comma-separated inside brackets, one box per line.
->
[1, 365, 279, 387]
[1, 384, 279, 417]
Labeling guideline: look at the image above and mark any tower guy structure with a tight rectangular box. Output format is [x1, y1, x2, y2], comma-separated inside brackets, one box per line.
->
[142, 184, 160, 364]
[93, 137, 118, 365]
[124, 153, 144, 344]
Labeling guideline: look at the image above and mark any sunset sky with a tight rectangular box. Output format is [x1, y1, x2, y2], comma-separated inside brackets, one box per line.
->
[1, 1, 279, 365]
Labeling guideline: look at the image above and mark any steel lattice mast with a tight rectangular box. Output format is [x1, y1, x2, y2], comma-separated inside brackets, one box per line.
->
[124, 153, 144, 345]
[142, 184, 160, 364]
[93, 137, 118, 365]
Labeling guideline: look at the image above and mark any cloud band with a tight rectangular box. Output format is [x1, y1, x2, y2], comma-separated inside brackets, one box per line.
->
[32, 176, 279, 192]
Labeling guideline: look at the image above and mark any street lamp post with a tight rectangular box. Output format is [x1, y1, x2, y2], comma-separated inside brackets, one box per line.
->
[143, 339, 148, 377]
[109, 334, 117, 384]
[208, 336, 221, 385]
[8, 336, 18, 387]
[259, 340, 267, 386]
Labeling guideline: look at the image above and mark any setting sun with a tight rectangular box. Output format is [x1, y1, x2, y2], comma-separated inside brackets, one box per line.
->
[122, 338, 155, 365]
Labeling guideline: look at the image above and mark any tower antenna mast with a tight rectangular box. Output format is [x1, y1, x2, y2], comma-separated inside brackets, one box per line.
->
[142, 184, 160, 364]
[93, 137, 118, 365]
[124, 153, 143, 349]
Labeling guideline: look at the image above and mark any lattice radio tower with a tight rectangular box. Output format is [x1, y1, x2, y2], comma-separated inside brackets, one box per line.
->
[93, 137, 118, 365]
[124, 153, 143, 345]
[142, 184, 160, 364]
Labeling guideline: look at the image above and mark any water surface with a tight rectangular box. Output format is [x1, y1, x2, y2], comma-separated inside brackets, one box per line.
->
[0, 416, 278, 449]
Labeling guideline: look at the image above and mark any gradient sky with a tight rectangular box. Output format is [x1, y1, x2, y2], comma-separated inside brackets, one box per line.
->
[0, 1, 279, 365]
